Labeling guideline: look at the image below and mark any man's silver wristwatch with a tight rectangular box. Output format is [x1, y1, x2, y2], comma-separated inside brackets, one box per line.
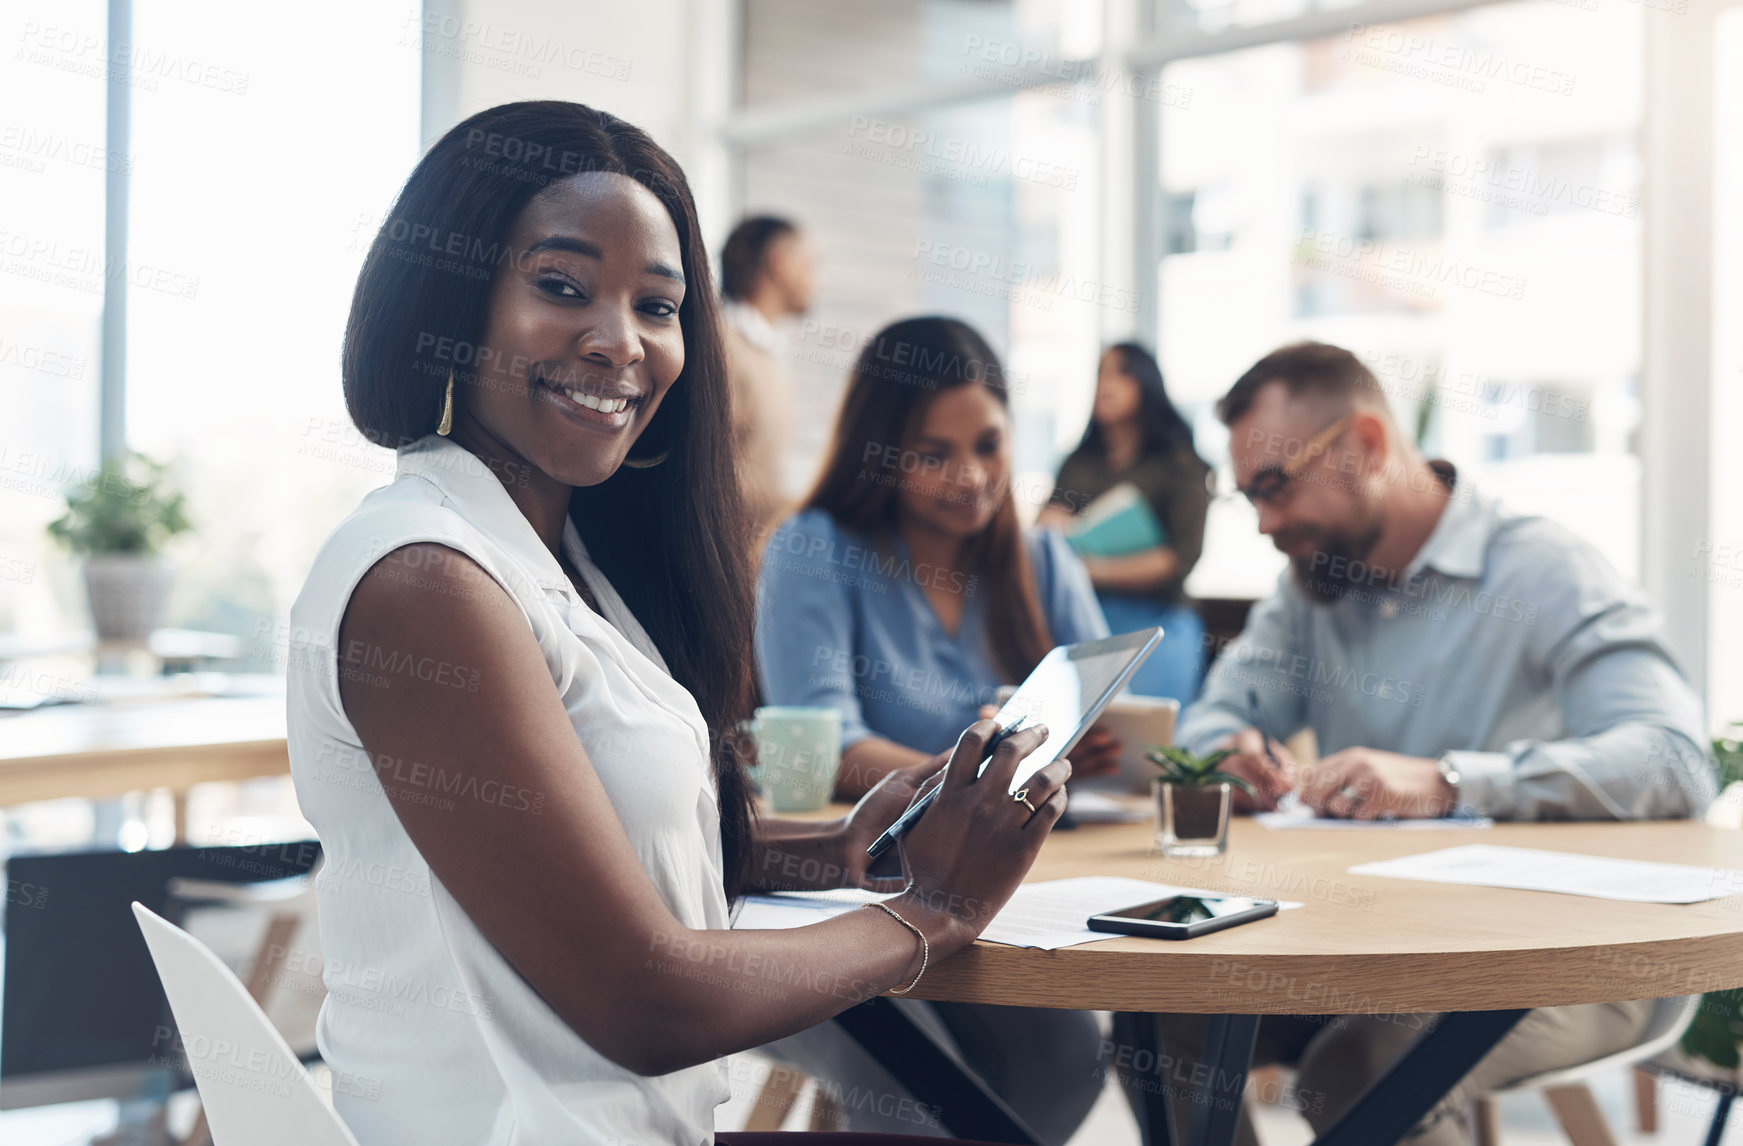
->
[1435, 755, 1462, 794]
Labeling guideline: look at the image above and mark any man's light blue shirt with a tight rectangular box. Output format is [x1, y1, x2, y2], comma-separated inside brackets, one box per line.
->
[756, 508, 1111, 754]
[1179, 463, 1714, 820]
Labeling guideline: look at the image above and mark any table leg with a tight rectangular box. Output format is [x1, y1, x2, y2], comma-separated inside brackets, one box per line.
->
[1703, 1090, 1734, 1146]
[1187, 1014, 1261, 1146]
[1110, 1010, 1176, 1146]
[1309, 1009, 1528, 1146]
[830, 997, 1041, 1144]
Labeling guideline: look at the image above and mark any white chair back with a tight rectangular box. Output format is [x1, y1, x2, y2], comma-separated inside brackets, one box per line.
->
[131, 902, 360, 1146]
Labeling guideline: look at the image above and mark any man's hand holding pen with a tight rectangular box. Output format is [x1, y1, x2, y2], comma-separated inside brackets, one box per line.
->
[1218, 727, 1298, 812]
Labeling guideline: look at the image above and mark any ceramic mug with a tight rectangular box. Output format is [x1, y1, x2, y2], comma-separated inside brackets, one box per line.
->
[743, 706, 842, 813]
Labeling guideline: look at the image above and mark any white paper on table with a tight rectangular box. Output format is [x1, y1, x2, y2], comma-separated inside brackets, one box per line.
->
[1255, 802, 1492, 831]
[1347, 843, 1743, 904]
[732, 877, 1300, 951]
[730, 888, 886, 930]
[978, 876, 1300, 949]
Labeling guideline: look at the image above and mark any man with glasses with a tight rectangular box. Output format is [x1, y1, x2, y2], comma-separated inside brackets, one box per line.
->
[1123, 341, 1713, 1145]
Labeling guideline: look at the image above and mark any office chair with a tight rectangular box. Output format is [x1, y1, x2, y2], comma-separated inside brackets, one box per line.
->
[1470, 994, 1697, 1146]
[131, 903, 360, 1146]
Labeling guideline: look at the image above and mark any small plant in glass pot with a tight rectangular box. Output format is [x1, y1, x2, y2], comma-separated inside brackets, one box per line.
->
[1145, 745, 1256, 858]
[47, 453, 191, 642]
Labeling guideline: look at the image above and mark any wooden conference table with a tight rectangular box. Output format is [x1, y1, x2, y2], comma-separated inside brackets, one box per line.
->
[0, 690, 288, 836]
[823, 812, 1743, 1146]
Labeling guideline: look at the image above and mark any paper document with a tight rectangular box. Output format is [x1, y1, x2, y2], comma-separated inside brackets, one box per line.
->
[1256, 802, 1492, 831]
[733, 877, 1299, 951]
[730, 888, 885, 931]
[978, 876, 1298, 949]
[1348, 844, 1743, 904]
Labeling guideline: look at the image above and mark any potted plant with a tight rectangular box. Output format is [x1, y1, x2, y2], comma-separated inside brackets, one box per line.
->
[1145, 745, 1256, 857]
[48, 453, 191, 641]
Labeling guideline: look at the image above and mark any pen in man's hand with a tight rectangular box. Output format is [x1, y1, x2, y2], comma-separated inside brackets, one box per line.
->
[1247, 687, 1284, 774]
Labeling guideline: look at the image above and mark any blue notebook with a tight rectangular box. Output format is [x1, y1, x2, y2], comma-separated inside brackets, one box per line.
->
[1066, 482, 1166, 559]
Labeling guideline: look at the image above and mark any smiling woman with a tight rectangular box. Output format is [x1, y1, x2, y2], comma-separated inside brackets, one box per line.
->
[339, 100, 755, 885]
[289, 100, 1071, 1146]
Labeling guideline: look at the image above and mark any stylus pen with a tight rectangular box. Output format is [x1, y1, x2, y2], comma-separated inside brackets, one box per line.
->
[865, 716, 1030, 860]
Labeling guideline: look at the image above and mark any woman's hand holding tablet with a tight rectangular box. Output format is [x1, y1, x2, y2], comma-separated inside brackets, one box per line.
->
[867, 628, 1164, 859]
[885, 718, 1072, 940]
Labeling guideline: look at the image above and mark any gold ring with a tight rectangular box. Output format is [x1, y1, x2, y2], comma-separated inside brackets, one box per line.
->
[1014, 788, 1037, 813]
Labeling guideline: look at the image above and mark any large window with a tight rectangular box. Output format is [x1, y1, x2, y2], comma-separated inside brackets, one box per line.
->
[0, 1, 421, 654]
[1155, 3, 1645, 595]
[0, 0, 109, 639]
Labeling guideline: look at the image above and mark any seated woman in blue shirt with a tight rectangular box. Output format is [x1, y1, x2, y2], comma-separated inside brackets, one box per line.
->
[758, 315, 1113, 801]
[755, 315, 1108, 1143]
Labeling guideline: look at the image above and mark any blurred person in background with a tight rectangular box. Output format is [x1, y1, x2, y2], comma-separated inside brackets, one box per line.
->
[1123, 339, 1714, 1146]
[719, 214, 817, 533]
[759, 315, 1119, 801]
[755, 315, 1111, 1143]
[1038, 342, 1212, 705]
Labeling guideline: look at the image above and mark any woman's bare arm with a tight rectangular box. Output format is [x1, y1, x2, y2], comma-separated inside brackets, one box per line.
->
[834, 736, 935, 799]
[336, 544, 1060, 1076]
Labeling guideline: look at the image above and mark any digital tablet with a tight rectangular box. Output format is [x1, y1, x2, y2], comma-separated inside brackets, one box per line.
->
[998, 686, 1180, 794]
[866, 627, 1164, 858]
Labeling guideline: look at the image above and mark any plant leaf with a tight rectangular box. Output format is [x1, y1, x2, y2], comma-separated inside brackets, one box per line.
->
[1197, 771, 1257, 796]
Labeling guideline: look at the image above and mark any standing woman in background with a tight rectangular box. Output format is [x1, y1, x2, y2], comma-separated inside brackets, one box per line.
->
[1039, 343, 1212, 704]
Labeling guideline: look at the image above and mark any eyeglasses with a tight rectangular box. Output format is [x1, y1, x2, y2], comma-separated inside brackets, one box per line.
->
[1233, 414, 1352, 508]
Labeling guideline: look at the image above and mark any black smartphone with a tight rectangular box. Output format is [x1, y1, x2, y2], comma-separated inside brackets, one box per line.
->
[1087, 893, 1279, 940]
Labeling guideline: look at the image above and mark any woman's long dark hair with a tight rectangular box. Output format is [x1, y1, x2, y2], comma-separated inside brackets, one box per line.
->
[1076, 342, 1198, 458]
[342, 100, 758, 899]
[803, 316, 1053, 685]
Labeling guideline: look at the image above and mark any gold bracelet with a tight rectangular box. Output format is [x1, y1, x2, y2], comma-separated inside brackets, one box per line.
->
[864, 901, 928, 995]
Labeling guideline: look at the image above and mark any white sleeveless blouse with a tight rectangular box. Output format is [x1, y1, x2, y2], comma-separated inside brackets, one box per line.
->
[286, 433, 731, 1145]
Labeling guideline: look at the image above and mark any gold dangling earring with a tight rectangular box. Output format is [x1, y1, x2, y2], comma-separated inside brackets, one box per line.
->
[436, 369, 454, 436]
